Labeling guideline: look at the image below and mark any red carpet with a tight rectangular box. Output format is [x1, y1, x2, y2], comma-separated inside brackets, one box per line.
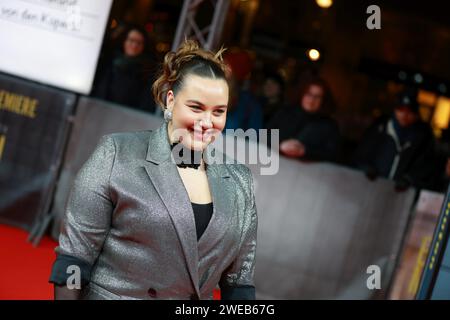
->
[0, 224, 221, 300]
[0, 224, 57, 300]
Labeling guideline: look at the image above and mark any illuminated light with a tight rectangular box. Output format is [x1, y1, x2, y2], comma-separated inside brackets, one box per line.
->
[0, 135, 5, 160]
[439, 232, 443, 240]
[110, 19, 117, 29]
[414, 73, 423, 83]
[398, 71, 407, 81]
[429, 263, 434, 270]
[308, 49, 320, 61]
[432, 97, 450, 130]
[316, 0, 333, 8]
[418, 90, 437, 106]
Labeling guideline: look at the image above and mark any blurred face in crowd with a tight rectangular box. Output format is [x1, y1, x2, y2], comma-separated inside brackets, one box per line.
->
[263, 78, 281, 100]
[301, 84, 324, 113]
[394, 106, 418, 127]
[166, 74, 229, 151]
[123, 30, 145, 57]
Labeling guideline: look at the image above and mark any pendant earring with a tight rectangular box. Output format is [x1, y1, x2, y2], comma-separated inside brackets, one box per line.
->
[164, 108, 173, 122]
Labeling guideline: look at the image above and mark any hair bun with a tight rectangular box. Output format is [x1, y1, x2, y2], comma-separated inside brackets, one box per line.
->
[152, 40, 228, 109]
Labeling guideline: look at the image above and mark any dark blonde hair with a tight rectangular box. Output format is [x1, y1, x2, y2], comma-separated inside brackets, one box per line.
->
[152, 40, 229, 109]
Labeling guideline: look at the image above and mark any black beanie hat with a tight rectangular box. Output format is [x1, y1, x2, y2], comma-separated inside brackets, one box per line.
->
[396, 87, 419, 113]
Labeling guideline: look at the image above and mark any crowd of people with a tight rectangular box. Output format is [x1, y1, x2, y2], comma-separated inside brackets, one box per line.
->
[90, 23, 450, 194]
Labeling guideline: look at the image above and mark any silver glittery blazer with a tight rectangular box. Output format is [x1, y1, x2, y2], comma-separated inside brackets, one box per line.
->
[55, 121, 258, 300]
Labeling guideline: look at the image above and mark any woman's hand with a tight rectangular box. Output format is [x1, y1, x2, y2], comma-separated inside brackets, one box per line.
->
[280, 139, 305, 158]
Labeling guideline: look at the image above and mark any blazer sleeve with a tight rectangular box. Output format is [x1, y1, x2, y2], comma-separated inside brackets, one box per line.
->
[219, 166, 258, 300]
[52, 135, 116, 283]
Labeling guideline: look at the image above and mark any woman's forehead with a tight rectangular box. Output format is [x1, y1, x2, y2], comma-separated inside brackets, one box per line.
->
[308, 84, 324, 93]
[180, 75, 228, 104]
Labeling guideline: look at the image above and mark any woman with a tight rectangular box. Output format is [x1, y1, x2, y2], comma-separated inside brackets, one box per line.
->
[49, 40, 258, 300]
[267, 76, 340, 162]
[92, 24, 156, 113]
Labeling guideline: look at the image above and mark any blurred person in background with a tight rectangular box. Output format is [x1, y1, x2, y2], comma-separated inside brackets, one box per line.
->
[428, 131, 450, 192]
[266, 76, 340, 162]
[258, 71, 286, 128]
[223, 51, 263, 132]
[224, 74, 263, 132]
[353, 88, 435, 191]
[432, 155, 450, 193]
[92, 24, 157, 113]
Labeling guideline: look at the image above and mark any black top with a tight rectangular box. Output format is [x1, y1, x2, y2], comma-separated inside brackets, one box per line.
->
[191, 202, 213, 241]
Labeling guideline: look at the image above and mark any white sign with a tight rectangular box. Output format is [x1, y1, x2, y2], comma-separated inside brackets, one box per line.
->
[0, 0, 113, 94]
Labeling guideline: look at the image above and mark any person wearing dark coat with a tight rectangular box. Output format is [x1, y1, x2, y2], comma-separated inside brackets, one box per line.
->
[430, 153, 450, 193]
[354, 88, 436, 191]
[259, 71, 286, 128]
[92, 25, 156, 113]
[266, 77, 340, 162]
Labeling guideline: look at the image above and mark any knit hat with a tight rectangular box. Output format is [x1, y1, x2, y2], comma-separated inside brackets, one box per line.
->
[396, 87, 419, 114]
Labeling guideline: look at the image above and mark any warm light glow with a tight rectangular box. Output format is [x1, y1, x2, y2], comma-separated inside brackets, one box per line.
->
[156, 42, 170, 53]
[433, 97, 450, 129]
[418, 90, 437, 106]
[308, 49, 320, 61]
[0, 134, 5, 160]
[316, 0, 333, 8]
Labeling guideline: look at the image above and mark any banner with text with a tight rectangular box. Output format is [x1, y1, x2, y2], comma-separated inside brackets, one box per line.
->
[0, 72, 75, 230]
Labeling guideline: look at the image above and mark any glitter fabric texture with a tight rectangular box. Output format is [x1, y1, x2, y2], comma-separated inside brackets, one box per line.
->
[55, 121, 258, 300]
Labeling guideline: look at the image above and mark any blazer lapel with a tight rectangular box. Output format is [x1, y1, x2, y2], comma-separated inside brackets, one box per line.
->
[198, 164, 236, 255]
[198, 137, 237, 289]
[142, 122, 200, 297]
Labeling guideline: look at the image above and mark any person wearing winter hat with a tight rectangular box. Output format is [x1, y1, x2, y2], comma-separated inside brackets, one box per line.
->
[354, 87, 436, 191]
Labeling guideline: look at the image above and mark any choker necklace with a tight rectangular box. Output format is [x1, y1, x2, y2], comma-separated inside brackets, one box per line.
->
[170, 142, 204, 170]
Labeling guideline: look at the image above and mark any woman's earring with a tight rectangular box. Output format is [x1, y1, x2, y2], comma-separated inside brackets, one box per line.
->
[164, 108, 173, 122]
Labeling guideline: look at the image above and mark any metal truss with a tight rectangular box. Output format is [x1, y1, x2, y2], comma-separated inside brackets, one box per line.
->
[172, 0, 230, 51]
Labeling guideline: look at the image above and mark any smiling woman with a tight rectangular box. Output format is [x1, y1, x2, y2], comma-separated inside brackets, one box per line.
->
[49, 40, 258, 300]
[166, 75, 229, 151]
[152, 40, 230, 152]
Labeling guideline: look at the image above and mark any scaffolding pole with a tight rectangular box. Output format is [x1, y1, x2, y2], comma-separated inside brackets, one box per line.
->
[172, 0, 230, 51]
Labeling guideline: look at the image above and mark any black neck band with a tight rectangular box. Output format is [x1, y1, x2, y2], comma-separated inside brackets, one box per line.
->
[170, 142, 204, 170]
